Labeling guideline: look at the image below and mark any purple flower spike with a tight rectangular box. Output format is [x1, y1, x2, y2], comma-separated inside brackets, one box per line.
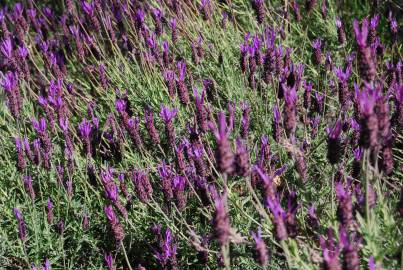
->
[160, 106, 178, 147]
[312, 38, 322, 65]
[326, 120, 342, 165]
[82, 1, 94, 16]
[369, 256, 376, 270]
[209, 112, 234, 174]
[335, 18, 346, 44]
[159, 107, 178, 123]
[353, 18, 369, 48]
[1, 38, 13, 59]
[251, 228, 269, 266]
[104, 252, 116, 270]
[252, 0, 265, 24]
[104, 205, 125, 242]
[266, 196, 288, 241]
[78, 118, 92, 155]
[172, 176, 187, 210]
[193, 87, 208, 132]
[320, 229, 342, 270]
[282, 84, 297, 136]
[47, 198, 54, 224]
[23, 176, 35, 201]
[13, 207, 27, 242]
[240, 102, 251, 139]
[213, 192, 231, 246]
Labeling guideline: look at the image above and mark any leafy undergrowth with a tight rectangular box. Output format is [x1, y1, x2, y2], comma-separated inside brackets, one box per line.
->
[0, 0, 402, 269]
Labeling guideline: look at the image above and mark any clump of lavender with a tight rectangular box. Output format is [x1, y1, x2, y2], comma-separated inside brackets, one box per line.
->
[13, 208, 27, 242]
[251, 228, 269, 267]
[326, 121, 343, 165]
[209, 112, 234, 174]
[160, 106, 178, 148]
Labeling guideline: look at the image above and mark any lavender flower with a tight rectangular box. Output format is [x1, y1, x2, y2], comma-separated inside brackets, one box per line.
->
[353, 18, 376, 82]
[320, 229, 342, 270]
[252, 0, 265, 24]
[334, 66, 352, 109]
[170, 19, 178, 44]
[152, 227, 178, 269]
[158, 162, 174, 201]
[209, 112, 234, 174]
[23, 176, 35, 201]
[272, 105, 282, 142]
[292, 1, 301, 22]
[336, 182, 354, 228]
[15, 137, 26, 171]
[104, 252, 116, 270]
[251, 229, 269, 267]
[369, 15, 380, 44]
[282, 84, 297, 136]
[326, 121, 342, 165]
[355, 84, 379, 148]
[312, 39, 322, 65]
[240, 102, 251, 138]
[235, 138, 250, 177]
[13, 208, 27, 242]
[193, 88, 208, 132]
[176, 61, 190, 104]
[47, 198, 54, 224]
[160, 106, 178, 148]
[303, 81, 313, 110]
[172, 176, 187, 211]
[104, 205, 125, 243]
[131, 169, 153, 203]
[213, 192, 231, 246]
[266, 196, 288, 241]
[336, 18, 346, 45]
[78, 118, 93, 156]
